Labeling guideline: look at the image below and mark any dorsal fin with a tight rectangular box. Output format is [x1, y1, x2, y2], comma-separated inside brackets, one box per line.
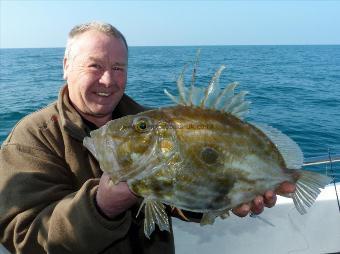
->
[200, 65, 226, 108]
[251, 123, 304, 169]
[164, 52, 250, 120]
[189, 48, 201, 105]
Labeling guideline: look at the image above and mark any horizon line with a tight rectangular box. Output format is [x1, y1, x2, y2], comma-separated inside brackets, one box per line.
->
[1, 43, 340, 50]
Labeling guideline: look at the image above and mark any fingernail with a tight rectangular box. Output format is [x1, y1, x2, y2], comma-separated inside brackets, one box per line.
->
[266, 192, 273, 200]
[242, 204, 250, 213]
[254, 198, 263, 207]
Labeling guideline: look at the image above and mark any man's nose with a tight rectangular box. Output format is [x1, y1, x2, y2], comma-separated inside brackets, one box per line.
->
[99, 70, 114, 87]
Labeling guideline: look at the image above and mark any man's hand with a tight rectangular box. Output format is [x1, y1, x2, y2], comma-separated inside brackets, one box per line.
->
[232, 181, 296, 217]
[95, 173, 138, 219]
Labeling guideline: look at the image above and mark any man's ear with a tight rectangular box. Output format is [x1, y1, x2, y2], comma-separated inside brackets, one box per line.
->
[63, 57, 69, 80]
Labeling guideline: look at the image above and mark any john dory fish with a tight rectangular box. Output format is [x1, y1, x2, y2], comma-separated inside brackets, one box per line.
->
[84, 53, 331, 238]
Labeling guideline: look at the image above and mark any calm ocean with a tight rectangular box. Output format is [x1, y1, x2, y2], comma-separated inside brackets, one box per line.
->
[0, 46, 339, 181]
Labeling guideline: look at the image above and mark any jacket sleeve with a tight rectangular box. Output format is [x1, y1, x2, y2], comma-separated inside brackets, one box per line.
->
[0, 142, 133, 254]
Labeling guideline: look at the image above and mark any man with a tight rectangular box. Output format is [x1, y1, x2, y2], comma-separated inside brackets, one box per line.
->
[0, 21, 295, 253]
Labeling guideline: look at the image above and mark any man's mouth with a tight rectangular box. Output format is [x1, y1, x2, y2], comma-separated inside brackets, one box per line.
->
[96, 92, 111, 97]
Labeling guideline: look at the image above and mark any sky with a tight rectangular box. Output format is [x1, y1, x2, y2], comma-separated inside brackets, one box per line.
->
[1, 0, 340, 48]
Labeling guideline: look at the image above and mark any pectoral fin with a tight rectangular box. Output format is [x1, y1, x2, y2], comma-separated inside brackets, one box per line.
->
[141, 199, 170, 238]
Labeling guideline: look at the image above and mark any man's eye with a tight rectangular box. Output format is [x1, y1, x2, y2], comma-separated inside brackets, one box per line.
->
[89, 64, 102, 69]
[113, 66, 124, 71]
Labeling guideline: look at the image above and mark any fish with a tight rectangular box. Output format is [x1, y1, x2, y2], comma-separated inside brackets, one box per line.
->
[83, 52, 331, 238]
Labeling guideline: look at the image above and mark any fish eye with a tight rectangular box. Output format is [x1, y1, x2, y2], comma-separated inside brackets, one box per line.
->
[137, 121, 147, 131]
[200, 146, 219, 165]
[133, 117, 151, 133]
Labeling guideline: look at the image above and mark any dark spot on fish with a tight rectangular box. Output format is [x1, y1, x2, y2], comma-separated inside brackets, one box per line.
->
[200, 147, 219, 165]
[206, 175, 235, 209]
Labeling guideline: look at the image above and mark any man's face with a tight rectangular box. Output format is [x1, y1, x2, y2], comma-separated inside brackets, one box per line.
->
[63, 30, 128, 122]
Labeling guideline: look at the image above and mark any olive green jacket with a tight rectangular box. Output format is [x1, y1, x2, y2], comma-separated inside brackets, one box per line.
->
[0, 85, 174, 254]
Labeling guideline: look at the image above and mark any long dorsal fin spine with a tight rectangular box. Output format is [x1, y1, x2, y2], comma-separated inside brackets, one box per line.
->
[177, 65, 188, 104]
[231, 101, 251, 115]
[164, 89, 180, 105]
[164, 51, 250, 120]
[190, 49, 201, 88]
[189, 49, 201, 106]
[234, 110, 248, 119]
[191, 86, 205, 106]
[212, 82, 238, 110]
[223, 91, 248, 112]
[200, 65, 226, 108]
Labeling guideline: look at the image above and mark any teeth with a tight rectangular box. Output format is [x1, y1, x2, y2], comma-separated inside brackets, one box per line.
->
[96, 92, 110, 97]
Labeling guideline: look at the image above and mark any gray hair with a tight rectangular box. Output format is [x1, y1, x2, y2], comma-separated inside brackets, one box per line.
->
[64, 21, 128, 59]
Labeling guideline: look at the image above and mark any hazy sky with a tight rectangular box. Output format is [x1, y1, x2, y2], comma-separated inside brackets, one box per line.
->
[1, 0, 339, 48]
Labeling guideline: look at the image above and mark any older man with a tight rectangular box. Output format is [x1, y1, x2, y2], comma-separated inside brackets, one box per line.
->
[0, 22, 295, 254]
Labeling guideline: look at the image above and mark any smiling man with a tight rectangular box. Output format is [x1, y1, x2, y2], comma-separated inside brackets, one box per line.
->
[0, 21, 295, 254]
[64, 28, 128, 127]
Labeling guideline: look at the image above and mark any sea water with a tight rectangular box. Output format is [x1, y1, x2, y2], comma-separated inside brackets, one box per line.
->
[0, 45, 339, 181]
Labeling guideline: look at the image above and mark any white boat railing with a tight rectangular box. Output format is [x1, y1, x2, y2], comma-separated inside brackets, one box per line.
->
[303, 153, 340, 166]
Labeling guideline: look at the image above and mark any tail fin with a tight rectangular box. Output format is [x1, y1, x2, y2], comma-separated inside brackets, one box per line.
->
[293, 170, 332, 214]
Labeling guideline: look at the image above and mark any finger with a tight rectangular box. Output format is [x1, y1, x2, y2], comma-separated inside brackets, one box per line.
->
[232, 203, 251, 217]
[96, 183, 138, 218]
[99, 172, 113, 186]
[99, 173, 137, 199]
[250, 196, 264, 215]
[263, 190, 277, 208]
[276, 181, 296, 195]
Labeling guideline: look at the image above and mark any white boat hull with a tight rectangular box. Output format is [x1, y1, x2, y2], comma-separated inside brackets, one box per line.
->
[1, 185, 339, 254]
[173, 183, 340, 254]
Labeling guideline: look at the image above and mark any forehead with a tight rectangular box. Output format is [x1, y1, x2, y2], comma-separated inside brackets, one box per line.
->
[70, 30, 127, 62]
